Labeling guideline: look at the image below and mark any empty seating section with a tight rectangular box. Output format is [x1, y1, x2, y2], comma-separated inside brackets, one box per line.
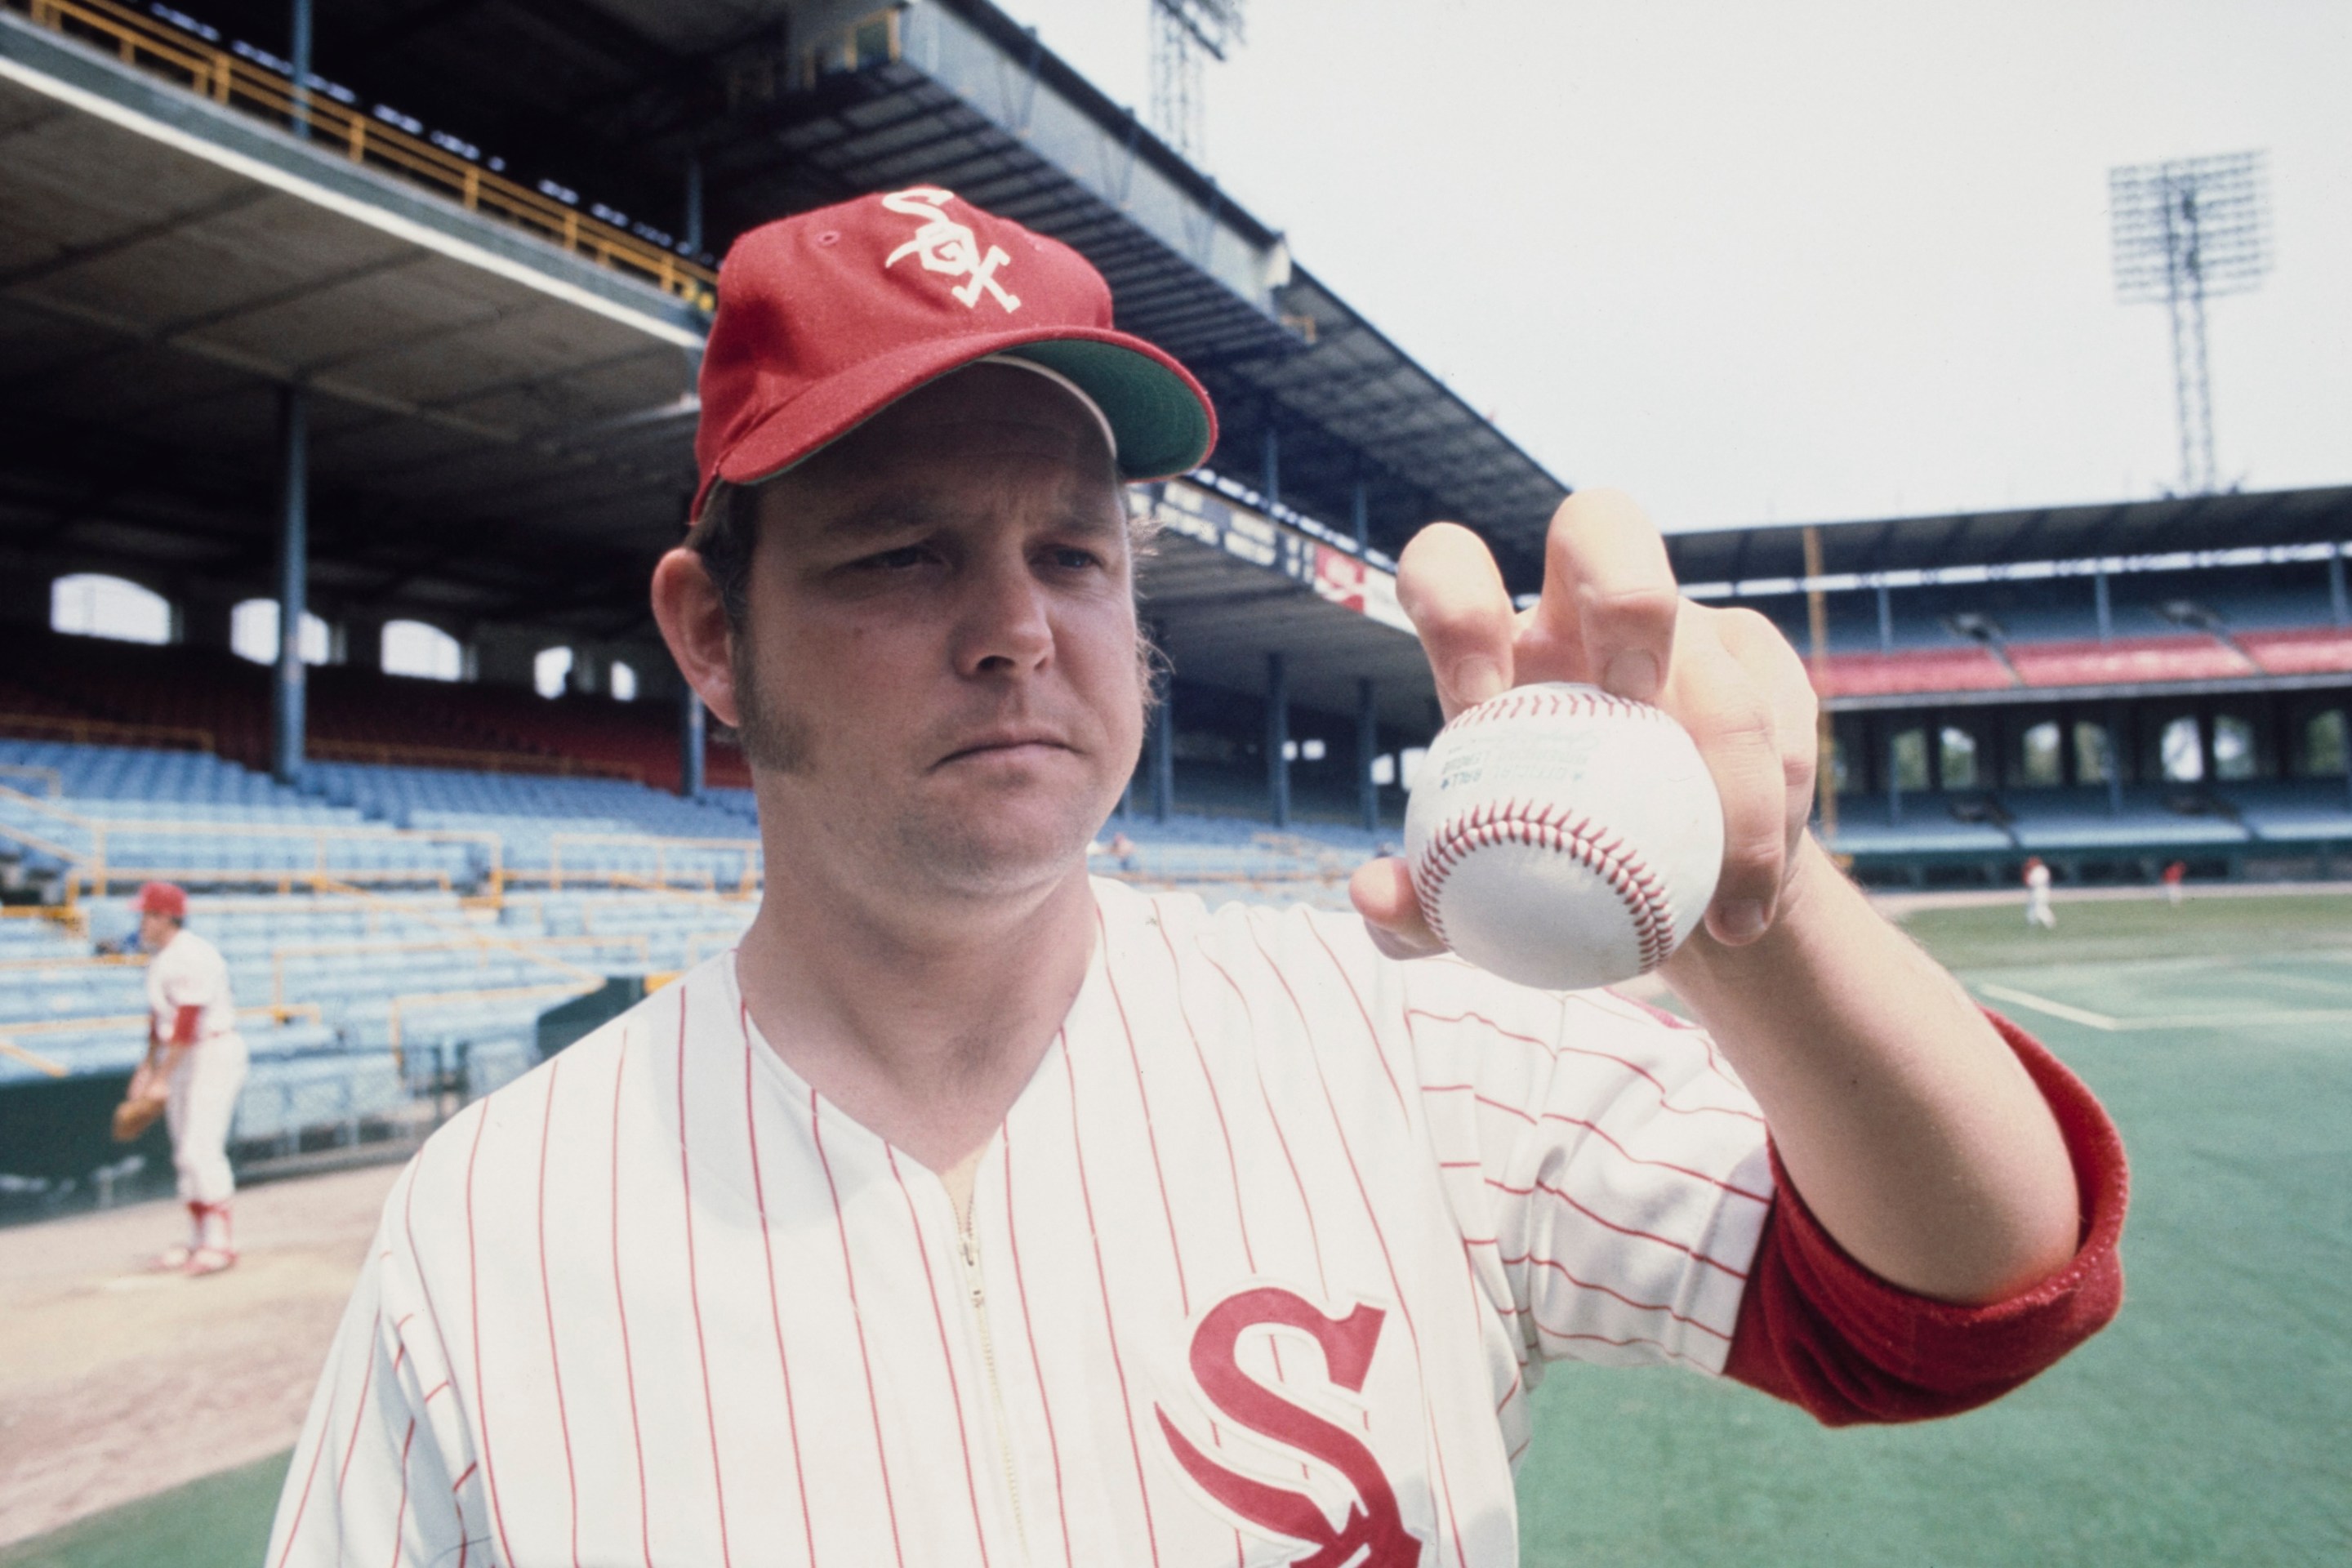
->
[1817, 648, 2013, 697]
[2238, 627, 2352, 675]
[2007, 635, 2252, 687]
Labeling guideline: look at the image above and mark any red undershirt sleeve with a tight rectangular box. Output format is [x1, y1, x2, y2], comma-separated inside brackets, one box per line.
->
[1722, 1013, 2128, 1426]
[171, 1004, 203, 1048]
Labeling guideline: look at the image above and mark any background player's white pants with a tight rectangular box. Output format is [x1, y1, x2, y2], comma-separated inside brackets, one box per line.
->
[167, 1033, 247, 1205]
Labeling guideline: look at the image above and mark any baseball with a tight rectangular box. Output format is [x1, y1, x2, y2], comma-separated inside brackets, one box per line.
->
[1403, 682, 1724, 990]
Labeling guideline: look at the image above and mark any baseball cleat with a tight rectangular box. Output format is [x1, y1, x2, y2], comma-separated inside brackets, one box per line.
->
[183, 1246, 237, 1277]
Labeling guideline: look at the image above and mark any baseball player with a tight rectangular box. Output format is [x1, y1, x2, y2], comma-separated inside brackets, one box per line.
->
[128, 881, 247, 1276]
[2024, 857, 2057, 929]
[270, 191, 2125, 1566]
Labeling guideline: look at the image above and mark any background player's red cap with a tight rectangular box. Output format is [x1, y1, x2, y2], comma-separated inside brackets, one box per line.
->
[691, 186, 1217, 523]
[129, 881, 187, 920]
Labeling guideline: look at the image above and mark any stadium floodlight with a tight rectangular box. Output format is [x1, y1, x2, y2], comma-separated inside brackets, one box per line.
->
[1150, 0, 1245, 162]
[2109, 151, 2272, 497]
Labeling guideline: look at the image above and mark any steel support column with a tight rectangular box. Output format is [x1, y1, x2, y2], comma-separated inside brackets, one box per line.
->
[1885, 721, 1903, 824]
[1260, 421, 1280, 510]
[679, 683, 706, 798]
[270, 385, 308, 786]
[288, 0, 313, 139]
[2105, 702, 2127, 815]
[2093, 567, 2113, 642]
[684, 155, 705, 255]
[1266, 651, 1290, 829]
[1356, 678, 1379, 832]
[1351, 476, 1369, 554]
[2332, 546, 2349, 626]
[1151, 679, 1174, 822]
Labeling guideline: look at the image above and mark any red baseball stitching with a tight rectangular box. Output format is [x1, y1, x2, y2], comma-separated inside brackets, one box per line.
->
[1410, 799, 1678, 974]
[1441, 687, 1666, 735]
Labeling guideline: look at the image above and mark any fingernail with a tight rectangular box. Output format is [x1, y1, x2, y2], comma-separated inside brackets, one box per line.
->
[1603, 650, 1660, 702]
[1713, 899, 1767, 943]
[1453, 657, 1506, 707]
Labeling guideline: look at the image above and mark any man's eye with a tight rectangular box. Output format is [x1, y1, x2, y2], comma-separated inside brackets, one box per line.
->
[1047, 546, 1102, 570]
[856, 546, 932, 571]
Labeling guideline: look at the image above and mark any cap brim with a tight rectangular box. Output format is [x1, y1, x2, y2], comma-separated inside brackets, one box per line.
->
[706, 325, 1215, 519]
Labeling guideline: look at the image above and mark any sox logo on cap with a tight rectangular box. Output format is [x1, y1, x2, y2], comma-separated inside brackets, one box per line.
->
[882, 187, 1022, 312]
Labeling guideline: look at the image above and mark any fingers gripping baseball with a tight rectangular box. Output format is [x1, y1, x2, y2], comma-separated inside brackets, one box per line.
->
[1713, 606, 1820, 860]
[1396, 523, 1515, 719]
[1668, 613, 1790, 944]
[1531, 489, 1681, 703]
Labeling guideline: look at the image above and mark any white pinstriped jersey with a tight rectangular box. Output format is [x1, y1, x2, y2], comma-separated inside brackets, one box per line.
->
[147, 929, 238, 1045]
[269, 878, 1775, 1567]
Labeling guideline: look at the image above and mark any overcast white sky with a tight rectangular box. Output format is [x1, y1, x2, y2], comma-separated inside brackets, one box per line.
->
[998, 0, 2352, 534]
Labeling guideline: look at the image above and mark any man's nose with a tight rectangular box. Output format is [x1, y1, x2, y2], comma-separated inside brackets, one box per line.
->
[951, 554, 1054, 676]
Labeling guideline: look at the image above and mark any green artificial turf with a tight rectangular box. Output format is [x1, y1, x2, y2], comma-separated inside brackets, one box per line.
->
[12, 893, 2350, 1566]
[0, 1451, 290, 1568]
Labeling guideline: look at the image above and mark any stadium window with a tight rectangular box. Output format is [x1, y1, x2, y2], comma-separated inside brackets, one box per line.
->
[229, 598, 331, 666]
[51, 573, 171, 644]
[381, 620, 463, 682]
[2159, 716, 2204, 782]
[1938, 727, 1980, 790]
[2019, 722, 2065, 788]
[1370, 754, 1397, 786]
[534, 646, 574, 698]
[2212, 715, 2258, 781]
[610, 661, 638, 702]
[2074, 722, 2114, 785]
[2304, 710, 2348, 777]
[1399, 746, 1429, 790]
[1890, 728, 1929, 791]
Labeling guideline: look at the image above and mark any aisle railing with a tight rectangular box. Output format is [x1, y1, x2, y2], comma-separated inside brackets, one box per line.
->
[11, 0, 717, 307]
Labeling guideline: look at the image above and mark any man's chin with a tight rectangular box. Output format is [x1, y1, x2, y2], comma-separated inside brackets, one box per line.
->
[893, 809, 1104, 898]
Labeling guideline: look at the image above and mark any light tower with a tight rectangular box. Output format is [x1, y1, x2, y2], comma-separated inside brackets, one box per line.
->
[1150, 0, 1245, 163]
[2109, 151, 2272, 496]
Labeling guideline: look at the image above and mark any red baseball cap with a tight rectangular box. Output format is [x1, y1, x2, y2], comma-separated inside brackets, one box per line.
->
[691, 187, 1217, 523]
[130, 881, 187, 920]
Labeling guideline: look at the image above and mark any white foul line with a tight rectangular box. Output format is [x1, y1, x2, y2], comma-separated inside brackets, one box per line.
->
[1974, 981, 2352, 1034]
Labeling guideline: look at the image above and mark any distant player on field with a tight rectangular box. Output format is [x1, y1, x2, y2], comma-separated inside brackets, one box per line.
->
[127, 881, 247, 1276]
[2025, 856, 2058, 929]
[2162, 859, 2188, 906]
[270, 190, 2126, 1566]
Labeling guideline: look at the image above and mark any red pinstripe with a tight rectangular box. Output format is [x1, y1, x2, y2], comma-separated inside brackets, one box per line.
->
[385, 1418, 416, 1568]
[1494, 1368, 1521, 1413]
[886, 1148, 994, 1566]
[1525, 1315, 1704, 1366]
[1303, 915, 1410, 1119]
[399, 1138, 470, 1563]
[1002, 1125, 1076, 1568]
[1406, 1006, 1763, 1125]
[1490, 1170, 1749, 1277]
[420, 1381, 450, 1404]
[1189, 942, 1330, 1298]
[675, 991, 737, 1567]
[535, 1058, 582, 1568]
[1058, 1033, 1163, 1568]
[1098, 908, 1192, 1315]
[335, 1307, 380, 1495]
[271, 1391, 331, 1568]
[451, 1462, 479, 1490]
[812, 1087, 908, 1568]
[608, 1027, 655, 1568]
[461, 1093, 519, 1568]
[739, 1003, 818, 1568]
[1493, 1247, 1733, 1341]
[1426, 1085, 1771, 1204]
[1246, 912, 1471, 1568]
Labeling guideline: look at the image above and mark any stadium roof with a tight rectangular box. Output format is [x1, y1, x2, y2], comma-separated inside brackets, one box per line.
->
[1666, 486, 2352, 589]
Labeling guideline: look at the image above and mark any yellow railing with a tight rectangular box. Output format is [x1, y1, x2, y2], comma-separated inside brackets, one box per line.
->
[0, 763, 62, 797]
[308, 737, 643, 782]
[543, 833, 764, 894]
[0, 711, 215, 752]
[0, 784, 505, 900]
[0, 1000, 324, 1079]
[266, 932, 646, 1011]
[0, 902, 87, 940]
[14, 0, 716, 308]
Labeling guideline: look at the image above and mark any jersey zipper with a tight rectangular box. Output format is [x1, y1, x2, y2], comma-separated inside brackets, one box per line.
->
[958, 1202, 1033, 1566]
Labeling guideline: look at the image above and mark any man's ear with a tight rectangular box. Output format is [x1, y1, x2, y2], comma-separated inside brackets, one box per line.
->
[651, 547, 745, 728]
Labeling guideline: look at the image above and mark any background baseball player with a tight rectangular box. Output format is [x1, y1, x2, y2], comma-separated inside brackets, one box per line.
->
[127, 881, 247, 1276]
[2024, 856, 2058, 929]
[268, 190, 2123, 1567]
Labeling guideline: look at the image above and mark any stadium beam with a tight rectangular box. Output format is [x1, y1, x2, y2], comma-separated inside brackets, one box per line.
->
[1356, 676, 1378, 833]
[287, 0, 312, 141]
[679, 683, 705, 799]
[1266, 650, 1290, 830]
[1151, 679, 1174, 823]
[270, 385, 309, 786]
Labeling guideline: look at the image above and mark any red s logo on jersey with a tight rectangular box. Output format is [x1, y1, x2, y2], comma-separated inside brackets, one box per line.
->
[1154, 1286, 1423, 1568]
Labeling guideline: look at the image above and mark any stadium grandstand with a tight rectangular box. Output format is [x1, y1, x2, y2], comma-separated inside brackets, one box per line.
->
[0, 0, 1557, 1212]
[3, 0, 2349, 1221]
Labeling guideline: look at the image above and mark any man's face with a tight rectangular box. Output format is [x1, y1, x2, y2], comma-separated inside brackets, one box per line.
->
[728, 363, 1145, 902]
[138, 911, 176, 952]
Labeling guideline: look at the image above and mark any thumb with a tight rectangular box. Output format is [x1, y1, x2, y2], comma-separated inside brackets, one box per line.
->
[1350, 858, 1447, 961]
